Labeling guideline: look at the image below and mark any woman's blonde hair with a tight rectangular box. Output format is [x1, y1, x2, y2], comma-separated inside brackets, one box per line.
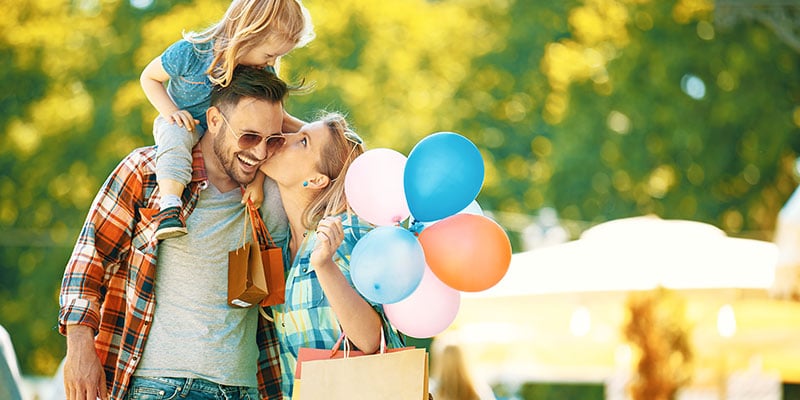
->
[186, 0, 315, 87]
[301, 112, 365, 229]
[434, 345, 481, 400]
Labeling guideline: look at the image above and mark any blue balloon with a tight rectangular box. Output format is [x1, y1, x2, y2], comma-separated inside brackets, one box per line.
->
[404, 132, 484, 222]
[351, 226, 426, 304]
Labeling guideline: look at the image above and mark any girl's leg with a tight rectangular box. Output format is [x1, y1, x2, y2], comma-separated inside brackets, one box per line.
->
[152, 116, 201, 240]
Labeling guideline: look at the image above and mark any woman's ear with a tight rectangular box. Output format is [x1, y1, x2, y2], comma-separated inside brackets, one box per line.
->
[305, 174, 330, 190]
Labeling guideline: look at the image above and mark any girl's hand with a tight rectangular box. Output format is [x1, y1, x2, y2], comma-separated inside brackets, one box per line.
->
[310, 216, 344, 268]
[168, 110, 199, 133]
[242, 183, 263, 209]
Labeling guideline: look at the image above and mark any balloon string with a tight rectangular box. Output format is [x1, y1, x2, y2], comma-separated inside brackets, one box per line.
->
[341, 223, 373, 233]
[342, 221, 424, 236]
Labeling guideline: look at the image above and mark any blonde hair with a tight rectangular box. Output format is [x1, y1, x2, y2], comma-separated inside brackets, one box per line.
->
[301, 112, 365, 229]
[186, 0, 315, 87]
[434, 345, 481, 400]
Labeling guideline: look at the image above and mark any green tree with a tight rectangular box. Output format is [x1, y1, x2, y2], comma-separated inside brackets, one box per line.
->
[1, 0, 798, 376]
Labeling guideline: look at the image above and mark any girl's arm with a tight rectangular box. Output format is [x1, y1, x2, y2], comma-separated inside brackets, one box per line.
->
[140, 57, 197, 132]
[282, 110, 305, 134]
[311, 217, 383, 354]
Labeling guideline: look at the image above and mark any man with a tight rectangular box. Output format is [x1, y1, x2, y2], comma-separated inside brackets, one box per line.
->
[58, 66, 292, 400]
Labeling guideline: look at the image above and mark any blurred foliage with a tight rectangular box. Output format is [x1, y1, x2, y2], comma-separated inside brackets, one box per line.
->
[0, 0, 798, 376]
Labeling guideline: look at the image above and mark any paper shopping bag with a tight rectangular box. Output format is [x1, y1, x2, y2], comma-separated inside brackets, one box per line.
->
[247, 205, 286, 307]
[227, 239, 268, 308]
[295, 347, 429, 400]
[259, 246, 285, 306]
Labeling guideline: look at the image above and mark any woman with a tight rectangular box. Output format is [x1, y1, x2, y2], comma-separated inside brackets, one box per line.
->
[430, 343, 496, 400]
[259, 112, 404, 399]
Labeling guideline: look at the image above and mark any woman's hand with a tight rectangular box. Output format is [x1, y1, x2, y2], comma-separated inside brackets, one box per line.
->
[310, 216, 344, 268]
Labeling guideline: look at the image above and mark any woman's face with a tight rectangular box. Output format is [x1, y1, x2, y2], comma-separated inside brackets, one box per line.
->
[260, 120, 331, 187]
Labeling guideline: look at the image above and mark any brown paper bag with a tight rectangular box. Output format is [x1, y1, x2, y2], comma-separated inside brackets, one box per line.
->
[259, 246, 285, 306]
[295, 347, 429, 400]
[227, 240, 268, 308]
[247, 205, 286, 307]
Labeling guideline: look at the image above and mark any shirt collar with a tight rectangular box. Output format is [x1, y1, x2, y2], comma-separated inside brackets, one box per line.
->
[190, 145, 209, 189]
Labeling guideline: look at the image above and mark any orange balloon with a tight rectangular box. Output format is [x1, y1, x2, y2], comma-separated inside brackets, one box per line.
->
[418, 214, 512, 292]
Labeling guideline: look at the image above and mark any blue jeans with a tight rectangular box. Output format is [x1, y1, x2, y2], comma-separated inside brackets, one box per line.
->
[126, 376, 260, 400]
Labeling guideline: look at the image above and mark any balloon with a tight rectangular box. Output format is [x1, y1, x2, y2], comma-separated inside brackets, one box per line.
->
[384, 266, 460, 338]
[345, 148, 410, 226]
[351, 226, 425, 304]
[415, 200, 485, 232]
[404, 132, 484, 222]
[418, 214, 511, 292]
[459, 200, 484, 216]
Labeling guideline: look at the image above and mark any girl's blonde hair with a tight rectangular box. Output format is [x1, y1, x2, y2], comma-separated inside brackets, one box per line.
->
[434, 345, 481, 400]
[186, 0, 315, 87]
[301, 112, 365, 229]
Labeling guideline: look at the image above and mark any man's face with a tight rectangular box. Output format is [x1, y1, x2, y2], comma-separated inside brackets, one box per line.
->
[211, 97, 283, 185]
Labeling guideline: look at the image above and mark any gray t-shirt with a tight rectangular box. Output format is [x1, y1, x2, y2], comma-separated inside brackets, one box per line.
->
[135, 179, 285, 387]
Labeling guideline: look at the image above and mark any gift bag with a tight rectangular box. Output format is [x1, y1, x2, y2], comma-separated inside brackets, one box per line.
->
[227, 239, 268, 308]
[295, 333, 429, 400]
[247, 205, 286, 307]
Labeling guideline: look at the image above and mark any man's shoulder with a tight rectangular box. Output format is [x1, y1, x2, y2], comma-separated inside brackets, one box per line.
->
[124, 146, 157, 164]
[114, 146, 158, 177]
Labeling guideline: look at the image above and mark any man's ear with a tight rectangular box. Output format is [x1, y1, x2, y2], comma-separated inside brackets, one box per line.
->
[206, 106, 223, 133]
[306, 174, 330, 190]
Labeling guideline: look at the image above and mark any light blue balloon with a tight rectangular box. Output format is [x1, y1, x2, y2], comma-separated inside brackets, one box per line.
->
[404, 132, 484, 222]
[351, 226, 426, 304]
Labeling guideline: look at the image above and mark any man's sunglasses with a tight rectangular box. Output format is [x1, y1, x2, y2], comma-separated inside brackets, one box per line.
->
[219, 112, 286, 150]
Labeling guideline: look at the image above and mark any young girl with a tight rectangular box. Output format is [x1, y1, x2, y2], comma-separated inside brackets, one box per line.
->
[140, 0, 314, 240]
[259, 112, 404, 399]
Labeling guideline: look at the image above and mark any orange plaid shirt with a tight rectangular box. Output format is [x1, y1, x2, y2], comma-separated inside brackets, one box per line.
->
[58, 145, 283, 399]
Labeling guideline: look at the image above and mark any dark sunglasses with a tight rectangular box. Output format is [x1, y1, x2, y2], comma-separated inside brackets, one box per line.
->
[219, 113, 286, 150]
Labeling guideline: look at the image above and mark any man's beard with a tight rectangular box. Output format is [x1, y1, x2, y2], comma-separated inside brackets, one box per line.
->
[213, 133, 257, 185]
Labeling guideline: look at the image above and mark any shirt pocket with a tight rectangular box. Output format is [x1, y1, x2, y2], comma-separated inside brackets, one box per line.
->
[289, 265, 326, 310]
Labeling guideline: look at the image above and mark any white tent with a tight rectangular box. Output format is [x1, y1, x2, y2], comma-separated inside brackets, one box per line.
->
[447, 216, 800, 393]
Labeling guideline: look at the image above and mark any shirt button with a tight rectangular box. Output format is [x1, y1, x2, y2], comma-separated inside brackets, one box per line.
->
[302, 268, 307, 273]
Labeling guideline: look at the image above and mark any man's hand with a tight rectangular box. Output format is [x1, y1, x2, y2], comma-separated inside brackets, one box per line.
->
[64, 325, 108, 400]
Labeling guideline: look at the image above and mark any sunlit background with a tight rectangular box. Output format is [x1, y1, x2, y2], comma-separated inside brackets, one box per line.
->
[1, 0, 800, 399]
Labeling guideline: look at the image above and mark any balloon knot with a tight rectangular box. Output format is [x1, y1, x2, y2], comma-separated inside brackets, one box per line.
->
[407, 219, 425, 235]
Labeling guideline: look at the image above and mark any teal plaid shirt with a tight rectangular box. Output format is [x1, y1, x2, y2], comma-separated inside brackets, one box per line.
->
[269, 214, 404, 399]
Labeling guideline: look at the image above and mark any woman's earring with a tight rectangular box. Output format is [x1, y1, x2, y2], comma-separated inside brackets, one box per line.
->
[302, 181, 308, 187]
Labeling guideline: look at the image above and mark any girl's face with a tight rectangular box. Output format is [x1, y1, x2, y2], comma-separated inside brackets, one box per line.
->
[261, 121, 330, 187]
[239, 37, 296, 69]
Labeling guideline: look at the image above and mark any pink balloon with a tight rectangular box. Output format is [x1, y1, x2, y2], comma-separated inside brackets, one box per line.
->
[384, 265, 460, 338]
[344, 149, 410, 226]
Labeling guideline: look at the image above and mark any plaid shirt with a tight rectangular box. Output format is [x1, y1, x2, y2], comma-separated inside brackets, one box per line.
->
[270, 215, 405, 399]
[58, 145, 285, 399]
